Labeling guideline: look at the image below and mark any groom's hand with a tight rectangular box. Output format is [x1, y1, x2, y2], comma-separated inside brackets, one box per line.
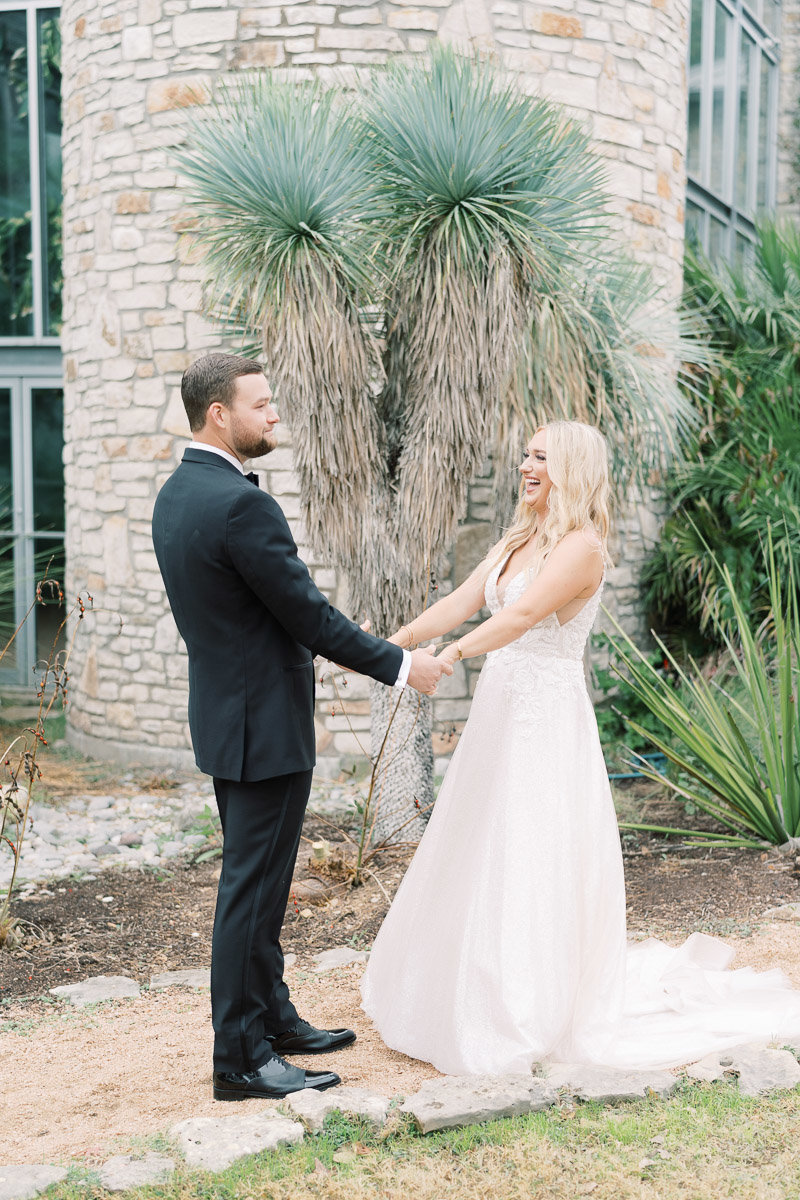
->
[407, 645, 453, 696]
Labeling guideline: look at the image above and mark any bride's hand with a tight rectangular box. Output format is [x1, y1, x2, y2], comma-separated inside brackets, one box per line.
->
[435, 643, 461, 668]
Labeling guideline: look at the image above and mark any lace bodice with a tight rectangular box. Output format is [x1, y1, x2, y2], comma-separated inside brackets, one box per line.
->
[484, 558, 604, 662]
[480, 557, 603, 724]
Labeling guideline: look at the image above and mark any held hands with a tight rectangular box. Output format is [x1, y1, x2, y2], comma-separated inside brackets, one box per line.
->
[435, 642, 462, 670]
[407, 645, 453, 696]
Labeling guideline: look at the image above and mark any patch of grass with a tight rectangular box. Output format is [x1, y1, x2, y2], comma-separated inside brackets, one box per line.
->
[39, 1081, 800, 1200]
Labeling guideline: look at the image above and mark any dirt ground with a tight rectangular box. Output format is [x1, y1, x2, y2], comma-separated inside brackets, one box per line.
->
[1, 738, 800, 1167]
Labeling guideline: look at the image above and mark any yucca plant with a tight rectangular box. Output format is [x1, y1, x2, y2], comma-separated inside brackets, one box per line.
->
[177, 49, 701, 843]
[608, 534, 800, 848]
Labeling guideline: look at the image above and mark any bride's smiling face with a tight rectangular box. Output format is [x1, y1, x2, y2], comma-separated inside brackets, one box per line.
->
[519, 430, 552, 512]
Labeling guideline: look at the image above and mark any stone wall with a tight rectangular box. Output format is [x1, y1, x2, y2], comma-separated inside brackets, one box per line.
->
[61, 0, 687, 772]
[777, 0, 800, 215]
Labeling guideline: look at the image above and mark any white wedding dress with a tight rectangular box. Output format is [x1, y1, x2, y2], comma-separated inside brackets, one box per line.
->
[361, 558, 800, 1075]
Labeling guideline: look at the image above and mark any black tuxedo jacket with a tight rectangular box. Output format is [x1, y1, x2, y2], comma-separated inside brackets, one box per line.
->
[152, 446, 402, 781]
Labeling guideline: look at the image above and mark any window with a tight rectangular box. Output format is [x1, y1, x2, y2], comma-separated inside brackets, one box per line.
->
[686, 0, 779, 261]
[0, 2, 61, 343]
[0, 2, 62, 688]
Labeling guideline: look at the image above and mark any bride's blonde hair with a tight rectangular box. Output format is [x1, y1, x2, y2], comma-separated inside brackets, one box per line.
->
[487, 420, 612, 576]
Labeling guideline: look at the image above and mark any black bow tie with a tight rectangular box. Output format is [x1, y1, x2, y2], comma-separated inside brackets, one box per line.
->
[245, 472, 260, 487]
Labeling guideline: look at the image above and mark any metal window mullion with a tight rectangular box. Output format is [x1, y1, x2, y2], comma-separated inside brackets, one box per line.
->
[26, 3, 44, 340]
[7, 378, 35, 683]
[700, 0, 716, 191]
[747, 42, 760, 213]
[765, 54, 778, 209]
[721, 8, 737, 205]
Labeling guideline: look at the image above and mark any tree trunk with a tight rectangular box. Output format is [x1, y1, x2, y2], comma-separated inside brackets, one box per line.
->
[368, 681, 434, 846]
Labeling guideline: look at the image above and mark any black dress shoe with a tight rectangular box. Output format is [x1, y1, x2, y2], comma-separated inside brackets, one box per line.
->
[212, 1052, 340, 1101]
[269, 1018, 356, 1056]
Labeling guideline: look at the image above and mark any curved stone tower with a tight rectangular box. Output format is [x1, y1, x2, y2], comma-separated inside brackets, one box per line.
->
[60, 0, 688, 767]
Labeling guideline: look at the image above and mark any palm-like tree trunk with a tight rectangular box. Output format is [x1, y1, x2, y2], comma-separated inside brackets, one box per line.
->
[369, 684, 433, 846]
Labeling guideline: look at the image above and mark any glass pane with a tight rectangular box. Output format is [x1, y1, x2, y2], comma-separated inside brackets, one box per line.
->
[710, 3, 730, 196]
[34, 535, 64, 666]
[736, 35, 753, 209]
[735, 230, 755, 267]
[708, 215, 729, 261]
[761, 0, 779, 33]
[31, 387, 64, 531]
[685, 199, 705, 251]
[0, 11, 33, 336]
[756, 54, 771, 209]
[687, 0, 704, 178]
[0, 534, 18, 667]
[0, 387, 11, 528]
[38, 10, 61, 336]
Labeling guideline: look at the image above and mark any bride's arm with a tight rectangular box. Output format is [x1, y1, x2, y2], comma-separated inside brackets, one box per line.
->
[436, 531, 603, 664]
[387, 547, 501, 648]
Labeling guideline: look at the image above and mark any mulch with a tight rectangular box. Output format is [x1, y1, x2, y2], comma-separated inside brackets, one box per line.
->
[2, 806, 799, 1004]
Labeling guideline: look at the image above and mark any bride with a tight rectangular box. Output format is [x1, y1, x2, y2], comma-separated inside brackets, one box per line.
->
[360, 420, 800, 1076]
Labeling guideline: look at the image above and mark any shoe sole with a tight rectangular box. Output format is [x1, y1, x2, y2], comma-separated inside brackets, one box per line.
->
[271, 1034, 357, 1056]
[213, 1075, 342, 1101]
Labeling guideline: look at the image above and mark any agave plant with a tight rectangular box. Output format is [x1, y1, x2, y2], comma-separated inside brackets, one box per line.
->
[608, 534, 800, 848]
[177, 48, 701, 843]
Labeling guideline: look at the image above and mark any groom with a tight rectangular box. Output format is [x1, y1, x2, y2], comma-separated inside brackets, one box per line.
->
[152, 353, 449, 1100]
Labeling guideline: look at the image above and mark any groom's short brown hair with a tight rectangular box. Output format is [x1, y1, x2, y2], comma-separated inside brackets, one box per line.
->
[181, 353, 265, 432]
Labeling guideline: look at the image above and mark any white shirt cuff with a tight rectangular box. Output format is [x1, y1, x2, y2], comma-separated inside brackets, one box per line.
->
[394, 649, 412, 690]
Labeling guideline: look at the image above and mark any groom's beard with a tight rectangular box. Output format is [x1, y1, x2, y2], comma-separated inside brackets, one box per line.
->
[231, 426, 277, 460]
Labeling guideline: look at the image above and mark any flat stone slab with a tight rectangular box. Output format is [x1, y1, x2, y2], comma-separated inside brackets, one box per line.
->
[762, 903, 800, 922]
[545, 1064, 679, 1103]
[149, 969, 210, 991]
[0, 1165, 68, 1200]
[97, 1153, 175, 1192]
[312, 946, 368, 973]
[687, 1042, 800, 1096]
[172, 1110, 304, 1172]
[284, 1086, 391, 1132]
[401, 1073, 558, 1134]
[49, 974, 140, 1006]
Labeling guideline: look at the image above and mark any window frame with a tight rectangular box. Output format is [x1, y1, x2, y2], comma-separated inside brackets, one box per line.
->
[0, 0, 62, 348]
[686, 0, 780, 260]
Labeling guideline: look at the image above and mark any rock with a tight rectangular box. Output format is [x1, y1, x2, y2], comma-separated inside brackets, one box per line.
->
[284, 1086, 391, 1132]
[544, 1064, 679, 1103]
[97, 1153, 175, 1192]
[284, 953, 297, 968]
[88, 795, 115, 810]
[312, 946, 368, 973]
[119, 831, 143, 847]
[172, 1111, 304, 1172]
[149, 969, 210, 991]
[159, 840, 185, 858]
[741, 1045, 799, 1098]
[291, 877, 333, 905]
[689, 1042, 800, 1097]
[0, 1165, 68, 1200]
[50, 975, 141, 1006]
[401, 1074, 558, 1134]
[762, 903, 800, 922]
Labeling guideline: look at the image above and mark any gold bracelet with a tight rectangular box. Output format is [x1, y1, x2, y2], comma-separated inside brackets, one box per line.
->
[400, 624, 416, 649]
[454, 641, 464, 661]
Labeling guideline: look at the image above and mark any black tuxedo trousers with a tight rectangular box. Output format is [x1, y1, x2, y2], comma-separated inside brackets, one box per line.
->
[211, 770, 312, 1072]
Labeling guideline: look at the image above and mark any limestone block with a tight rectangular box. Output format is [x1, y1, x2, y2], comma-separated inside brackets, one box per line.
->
[0, 1165, 68, 1200]
[286, 4, 336, 21]
[687, 1043, 800, 1097]
[402, 1074, 558, 1133]
[102, 515, 134, 586]
[232, 41, 287, 67]
[116, 190, 151, 214]
[388, 8, 440, 28]
[147, 75, 211, 113]
[318, 26, 405, 49]
[50, 974, 141, 1005]
[97, 1154, 175, 1192]
[339, 7, 382, 22]
[545, 1063, 679, 1102]
[313, 946, 368, 972]
[173, 10, 238, 47]
[172, 1111, 304, 1172]
[122, 25, 153, 59]
[284, 1086, 391, 1132]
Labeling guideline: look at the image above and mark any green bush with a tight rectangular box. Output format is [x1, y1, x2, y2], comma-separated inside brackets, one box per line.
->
[644, 222, 800, 641]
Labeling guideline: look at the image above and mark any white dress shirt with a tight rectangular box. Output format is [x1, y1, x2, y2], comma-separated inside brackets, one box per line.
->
[190, 442, 411, 689]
